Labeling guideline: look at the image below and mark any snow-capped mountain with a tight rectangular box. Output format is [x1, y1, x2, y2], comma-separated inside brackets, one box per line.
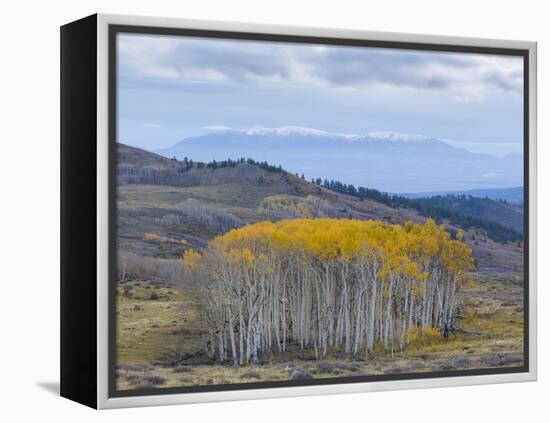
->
[349, 131, 443, 144]
[154, 126, 522, 193]
[200, 126, 444, 143]
[243, 125, 338, 138]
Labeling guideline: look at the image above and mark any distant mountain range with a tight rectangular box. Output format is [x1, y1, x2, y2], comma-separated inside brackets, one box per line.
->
[154, 126, 523, 193]
[397, 186, 524, 203]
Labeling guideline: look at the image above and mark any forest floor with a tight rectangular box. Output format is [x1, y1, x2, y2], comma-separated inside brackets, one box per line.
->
[115, 271, 524, 391]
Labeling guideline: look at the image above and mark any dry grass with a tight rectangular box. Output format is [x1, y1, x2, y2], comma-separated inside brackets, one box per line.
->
[116, 271, 524, 391]
[116, 280, 202, 364]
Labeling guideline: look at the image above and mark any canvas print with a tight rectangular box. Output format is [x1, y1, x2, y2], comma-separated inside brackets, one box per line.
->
[113, 32, 526, 393]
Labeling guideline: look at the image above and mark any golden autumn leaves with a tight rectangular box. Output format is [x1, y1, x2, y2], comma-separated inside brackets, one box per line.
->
[184, 218, 473, 281]
[182, 218, 474, 364]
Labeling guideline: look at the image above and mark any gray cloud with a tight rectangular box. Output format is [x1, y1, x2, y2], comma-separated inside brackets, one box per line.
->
[118, 33, 523, 102]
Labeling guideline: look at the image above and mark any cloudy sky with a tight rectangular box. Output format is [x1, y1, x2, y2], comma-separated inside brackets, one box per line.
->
[117, 32, 524, 156]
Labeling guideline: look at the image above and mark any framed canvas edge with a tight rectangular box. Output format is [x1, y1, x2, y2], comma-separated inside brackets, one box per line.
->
[95, 13, 537, 409]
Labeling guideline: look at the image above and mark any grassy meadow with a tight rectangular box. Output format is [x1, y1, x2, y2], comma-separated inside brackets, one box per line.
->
[115, 271, 523, 390]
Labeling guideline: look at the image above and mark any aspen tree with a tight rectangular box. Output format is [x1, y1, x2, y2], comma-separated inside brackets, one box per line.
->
[182, 219, 473, 363]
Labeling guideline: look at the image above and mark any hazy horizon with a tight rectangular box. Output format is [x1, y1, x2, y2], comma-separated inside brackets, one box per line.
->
[117, 32, 524, 192]
[127, 125, 523, 159]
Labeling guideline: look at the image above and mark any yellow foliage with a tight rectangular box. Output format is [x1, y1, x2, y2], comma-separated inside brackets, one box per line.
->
[462, 308, 477, 322]
[424, 327, 441, 338]
[144, 232, 187, 245]
[208, 218, 473, 285]
[181, 249, 201, 270]
[406, 326, 441, 344]
[144, 232, 163, 241]
[259, 194, 332, 218]
[227, 247, 255, 268]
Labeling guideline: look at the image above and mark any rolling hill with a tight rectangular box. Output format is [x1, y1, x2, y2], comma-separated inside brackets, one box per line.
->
[117, 143, 523, 274]
[411, 195, 524, 234]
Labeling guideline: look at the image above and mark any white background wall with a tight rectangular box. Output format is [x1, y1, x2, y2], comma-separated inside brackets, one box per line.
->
[1, 0, 547, 421]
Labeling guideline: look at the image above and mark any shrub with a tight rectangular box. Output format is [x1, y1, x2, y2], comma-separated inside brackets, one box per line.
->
[480, 355, 504, 367]
[439, 356, 471, 370]
[315, 362, 344, 374]
[450, 357, 471, 368]
[258, 194, 355, 220]
[144, 232, 187, 245]
[173, 199, 243, 233]
[117, 252, 184, 284]
[407, 327, 441, 345]
[288, 368, 313, 380]
[173, 365, 192, 373]
[126, 374, 166, 386]
[500, 354, 523, 365]
[480, 354, 523, 367]
[240, 371, 261, 379]
[117, 363, 153, 372]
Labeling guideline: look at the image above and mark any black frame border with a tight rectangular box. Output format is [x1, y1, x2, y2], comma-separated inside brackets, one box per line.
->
[60, 14, 98, 409]
[107, 24, 530, 399]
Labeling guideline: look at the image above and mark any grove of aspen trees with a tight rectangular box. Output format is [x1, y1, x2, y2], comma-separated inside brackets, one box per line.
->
[182, 218, 474, 365]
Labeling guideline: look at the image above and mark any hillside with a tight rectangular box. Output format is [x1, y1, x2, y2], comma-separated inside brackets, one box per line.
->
[398, 186, 524, 203]
[117, 143, 400, 219]
[118, 143, 174, 168]
[116, 143, 523, 273]
[412, 195, 524, 234]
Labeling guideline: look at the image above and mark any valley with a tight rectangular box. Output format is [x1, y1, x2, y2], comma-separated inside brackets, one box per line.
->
[114, 143, 525, 391]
